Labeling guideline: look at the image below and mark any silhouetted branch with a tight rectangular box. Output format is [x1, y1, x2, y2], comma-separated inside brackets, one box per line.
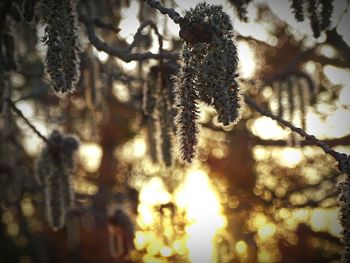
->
[79, 15, 121, 34]
[82, 18, 178, 62]
[144, 0, 184, 24]
[127, 20, 162, 52]
[6, 99, 49, 144]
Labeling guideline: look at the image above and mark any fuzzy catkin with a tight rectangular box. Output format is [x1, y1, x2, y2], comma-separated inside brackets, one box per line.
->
[44, 167, 66, 230]
[35, 130, 79, 231]
[41, 0, 80, 93]
[339, 176, 350, 262]
[272, 72, 317, 137]
[228, 0, 253, 22]
[158, 84, 174, 167]
[287, 78, 295, 123]
[199, 36, 240, 125]
[290, 0, 305, 22]
[143, 64, 177, 166]
[146, 116, 158, 163]
[143, 66, 158, 116]
[175, 61, 200, 163]
[297, 80, 307, 129]
[175, 3, 241, 162]
[307, 0, 321, 38]
[319, 0, 333, 31]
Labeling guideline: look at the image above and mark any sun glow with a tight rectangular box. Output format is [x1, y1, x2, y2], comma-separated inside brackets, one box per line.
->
[79, 143, 103, 173]
[134, 169, 227, 262]
[175, 169, 227, 263]
[237, 41, 256, 78]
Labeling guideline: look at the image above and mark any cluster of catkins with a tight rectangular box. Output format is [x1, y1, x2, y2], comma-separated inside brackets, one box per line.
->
[35, 130, 79, 231]
[175, 3, 241, 162]
[41, 0, 80, 93]
[273, 72, 316, 130]
[143, 63, 177, 167]
[290, 0, 333, 38]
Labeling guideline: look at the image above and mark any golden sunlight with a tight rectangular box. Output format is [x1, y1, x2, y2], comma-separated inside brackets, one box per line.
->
[235, 240, 248, 255]
[175, 169, 227, 263]
[134, 169, 227, 262]
[237, 41, 256, 78]
[278, 148, 303, 168]
[78, 143, 103, 173]
[251, 117, 289, 140]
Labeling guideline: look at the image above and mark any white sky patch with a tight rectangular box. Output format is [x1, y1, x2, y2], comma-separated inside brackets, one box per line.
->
[237, 41, 256, 78]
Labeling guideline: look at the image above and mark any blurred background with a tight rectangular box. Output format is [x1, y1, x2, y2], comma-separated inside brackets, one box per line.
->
[1, 0, 350, 262]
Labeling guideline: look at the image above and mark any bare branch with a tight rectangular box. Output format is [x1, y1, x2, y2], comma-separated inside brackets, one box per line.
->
[79, 15, 121, 34]
[127, 20, 162, 52]
[6, 99, 49, 144]
[144, 0, 184, 25]
[82, 19, 178, 62]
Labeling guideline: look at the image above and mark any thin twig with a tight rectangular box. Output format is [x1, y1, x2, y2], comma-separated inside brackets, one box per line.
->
[79, 15, 121, 34]
[144, 0, 184, 24]
[83, 19, 178, 62]
[127, 20, 163, 52]
[6, 99, 49, 144]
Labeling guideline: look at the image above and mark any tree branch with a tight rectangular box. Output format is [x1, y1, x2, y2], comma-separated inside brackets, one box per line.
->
[6, 99, 49, 144]
[82, 18, 179, 62]
[144, 0, 184, 25]
[127, 20, 162, 52]
[79, 15, 121, 34]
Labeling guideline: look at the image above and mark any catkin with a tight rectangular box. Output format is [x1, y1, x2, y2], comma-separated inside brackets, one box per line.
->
[297, 79, 307, 129]
[289, 0, 333, 37]
[143, 66, 158, 116]
[319, 0, 333, 31]
[41, 0, 80, 93]
[175, 3, 241, 162]
[146, 116, 158, 163]
[290, 0, 305, 22]
[143, 64, 177, 166]
[158, 83, 174, 167]
[228, 0, 253, 22]
[307, 0, 321, 38]
[35, 130, 79, 231]
[273, 72, 315, 132]
[339, 176, 350, 262]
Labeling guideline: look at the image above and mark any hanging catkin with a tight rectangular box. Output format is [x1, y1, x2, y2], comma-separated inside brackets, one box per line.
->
[142, 64, 177, 166]
[35, 130, 79, 231]
[175, 3, 241, 162]
[290, 0, 305, 22]
[41, 0, 80, 93]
